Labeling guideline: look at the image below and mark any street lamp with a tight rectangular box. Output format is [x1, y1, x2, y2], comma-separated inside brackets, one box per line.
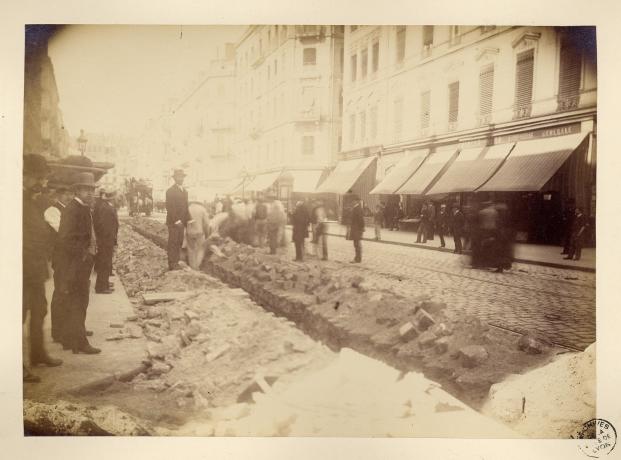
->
[77, 129, 88, 156]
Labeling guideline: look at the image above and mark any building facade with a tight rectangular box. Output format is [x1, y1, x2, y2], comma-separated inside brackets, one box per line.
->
[330, 25, 596, 244]
[233, 25, 344, 201]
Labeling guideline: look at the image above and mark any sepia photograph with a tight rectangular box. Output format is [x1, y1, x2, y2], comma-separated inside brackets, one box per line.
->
[19, 20, 603, 443]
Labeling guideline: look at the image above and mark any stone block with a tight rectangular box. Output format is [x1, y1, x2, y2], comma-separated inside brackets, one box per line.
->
[350, 275, 364, 288]
[517, 335, 546, 354]
[413, 308, 436, 331]
[399, 322, 418, 342]
[458, 345, 489, 368]
[417, 330, 438, 348]
[150, 362, 172, 376]
[430, 322, 454, 337]
[435, 336, 451, 354]
[184, 310, 199, 322]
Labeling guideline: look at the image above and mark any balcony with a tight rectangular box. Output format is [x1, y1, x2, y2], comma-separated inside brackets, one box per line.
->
[295, 25, 326, 43]
[513, 105, 532, 120]
[557, 94, 580, 112]
[478, 113, 492, 126]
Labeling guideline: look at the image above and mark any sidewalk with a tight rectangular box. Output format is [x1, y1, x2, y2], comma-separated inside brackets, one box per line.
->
[23, 273, 148, 401]
[308, 222, 596, 272]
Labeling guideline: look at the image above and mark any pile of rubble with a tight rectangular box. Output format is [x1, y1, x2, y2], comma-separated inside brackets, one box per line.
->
[128, 218, 557, 408]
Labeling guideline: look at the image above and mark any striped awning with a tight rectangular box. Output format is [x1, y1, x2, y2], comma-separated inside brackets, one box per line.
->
[426, 143, 515, 195]
[370, 149, 429, 194]
[315, 156, 376, 194]
[477, 133, 589, 192]
[396, 148, 459, 195]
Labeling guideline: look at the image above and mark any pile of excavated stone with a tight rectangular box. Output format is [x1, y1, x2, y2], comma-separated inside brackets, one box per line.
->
[128, 218, 557, 407]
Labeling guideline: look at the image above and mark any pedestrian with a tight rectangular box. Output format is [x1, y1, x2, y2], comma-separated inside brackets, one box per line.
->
[373, 204, 383, 241]
[560, 198, 576, 255]
[393, 201, 404, 230]
[165, 169, 191, 270]
[291, 201, 310, 261]
[56, 171, 101, 354]
[437, 204, 448, 248]
[93, 187, 119, 294]
[426, 201, 436, 241]
[312, 200, 329, 260]
[267, 198, 287, 255]
[564, 207, 588, 261]
[23, 154, 63, 382]
[349, 195, 365, 263]
[416, 202, 430, 244]
[451, 205, 465, 254]
[186, 201, 211, 270]
[44, 184, 73, 344]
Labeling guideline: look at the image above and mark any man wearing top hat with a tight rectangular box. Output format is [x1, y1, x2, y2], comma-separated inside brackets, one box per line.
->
[23, 154, 63, 383]
[55, 171, 101, 354]
[93, 186, 119, 293]
[166, 169, 191, 270]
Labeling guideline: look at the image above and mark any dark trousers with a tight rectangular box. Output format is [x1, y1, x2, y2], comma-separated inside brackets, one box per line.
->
[568, 234, 584, 260]
[438, 228, 446, 247]
[416, 221, 428, 243]
[453, 231, 463, 254]
[353, 238, 362, 262]
[95, 245, 113, 291]
[50, 270, 68, 343]
[294, 239, 305, 261]
[23, 280, 48, 362]
[167, 224, 184, 269]
[65, 256, 94, 349]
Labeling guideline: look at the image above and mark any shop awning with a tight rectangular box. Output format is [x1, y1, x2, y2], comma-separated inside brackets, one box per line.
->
[396, 148, 459, 195]
[426, 143, 515, 195]
[244, 171, 283, 192]
[228, 178, 248, 195]
[370, 149, 429, 194]
[288, 170, 323, 193]
[315, 156, 376, 194]
[477, 132, 589, 192]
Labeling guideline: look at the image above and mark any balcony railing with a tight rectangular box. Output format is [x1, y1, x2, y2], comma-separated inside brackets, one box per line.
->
[295, 25, 326, 43]
[513, 105, 532, 120]
[557, 94, 580, 112]
[478, 113, 492, 126]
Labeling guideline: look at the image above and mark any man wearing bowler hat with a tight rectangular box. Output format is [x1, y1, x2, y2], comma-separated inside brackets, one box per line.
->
[56, 171, 101, 354]
[23, 154, 63, 383]
[166, 169, 191, 270]
[93, 186, 119, 293]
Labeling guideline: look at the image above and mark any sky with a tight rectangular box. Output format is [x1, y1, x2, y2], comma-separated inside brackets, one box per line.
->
[48, 25, 245, 138]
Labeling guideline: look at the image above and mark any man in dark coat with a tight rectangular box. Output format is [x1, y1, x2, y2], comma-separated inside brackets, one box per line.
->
[166, 169, 191, 270]
[349, 195, 365, 263]
[55, 172, 101, 354]
[23, 154, 63, 382]
[416, 202, 430, 244]
[291, 201, 310, 261]
[565, 207, 588, 261]
[93, 187, 119, 293]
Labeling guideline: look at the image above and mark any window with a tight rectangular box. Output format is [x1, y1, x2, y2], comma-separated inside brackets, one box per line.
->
[361, 48, 368, 78]
[448, 81, 459, 128]
[421, 91, 431, 129]
[359, 111, 366, 140]
[372, 41, 379, 73]
[450, 26, 461, 45]
[393, 98, 404, 140]
[303, 48, 317, 65]
[422, 25, 434, 56]
[514, 48, 535, 118]
[557, 39, 582, 111]
[349, 113, 356, 143]
[350, 54, 358, 81]
[302, 136, 315, 155]
[370, 105, 378, 139]
[280, 25, 287, 43]
[396, 26, 406, 63]
[479, 64, 494, 123]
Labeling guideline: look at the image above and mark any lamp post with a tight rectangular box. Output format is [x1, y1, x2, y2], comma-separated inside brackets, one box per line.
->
[77, 129, 88, 156]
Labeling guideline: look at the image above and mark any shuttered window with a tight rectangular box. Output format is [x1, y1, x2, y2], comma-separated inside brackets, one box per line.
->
[360, 111, 366, 140]
[303, 48, 317, 65]
[423, 25, 434, 46]
[479, 64, 494, 121]
[351, 54, 357, 81]
[448, 81, 459, 123]
[421, 91, 431, 129]
[514, 49, 534, 118]
[396, 26, 406, 63]
[372, 41, 379, 73]
[361, 48, 368, 78]
[558, 40, 582, 111]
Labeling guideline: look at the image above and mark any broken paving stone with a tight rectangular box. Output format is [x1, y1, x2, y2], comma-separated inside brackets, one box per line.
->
[458, 345, 489, 368]
[150, 362, 172, 376]
[204, 344, 231, 362]
[350, 275, 364, 288]
[185, 320, 202, 338]
[434, 401, 464, 413]
[184, 310, 199, 322]
[430, 322, 454, 337]
[109, 323, 124, 329]
[399, 322, 418, 342]
[517, 335, 546, 354]
[127, 325, 143, 338]
[413, 308, 436, 331]
[417, 330, 438, 349]
[126, 315, 138, 322]
[105, 333, 127, 341]
[178, 330, 192, 347]
[434, 336, 451, 354]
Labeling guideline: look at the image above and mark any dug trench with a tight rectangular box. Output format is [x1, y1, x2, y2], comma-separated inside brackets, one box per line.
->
[126, 217, 561, 412]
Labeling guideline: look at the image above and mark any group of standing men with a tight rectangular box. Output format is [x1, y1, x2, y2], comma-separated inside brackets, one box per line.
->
[23, 154, 119, 383]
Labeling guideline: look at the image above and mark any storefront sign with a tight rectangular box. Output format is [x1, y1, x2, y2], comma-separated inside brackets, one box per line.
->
[493, 123, 582, 145]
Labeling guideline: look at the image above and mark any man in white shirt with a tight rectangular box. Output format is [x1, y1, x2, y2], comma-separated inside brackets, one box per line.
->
[44, 185, 73, 233]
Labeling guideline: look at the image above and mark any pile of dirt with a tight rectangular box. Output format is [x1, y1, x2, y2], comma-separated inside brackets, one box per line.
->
[482, 343, 596, 438]
[24, 400, 153, 436]
[129, 218, 559, 408]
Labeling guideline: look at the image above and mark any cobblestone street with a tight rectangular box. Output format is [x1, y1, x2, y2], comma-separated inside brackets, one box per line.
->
[287, 229, 595, 351]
